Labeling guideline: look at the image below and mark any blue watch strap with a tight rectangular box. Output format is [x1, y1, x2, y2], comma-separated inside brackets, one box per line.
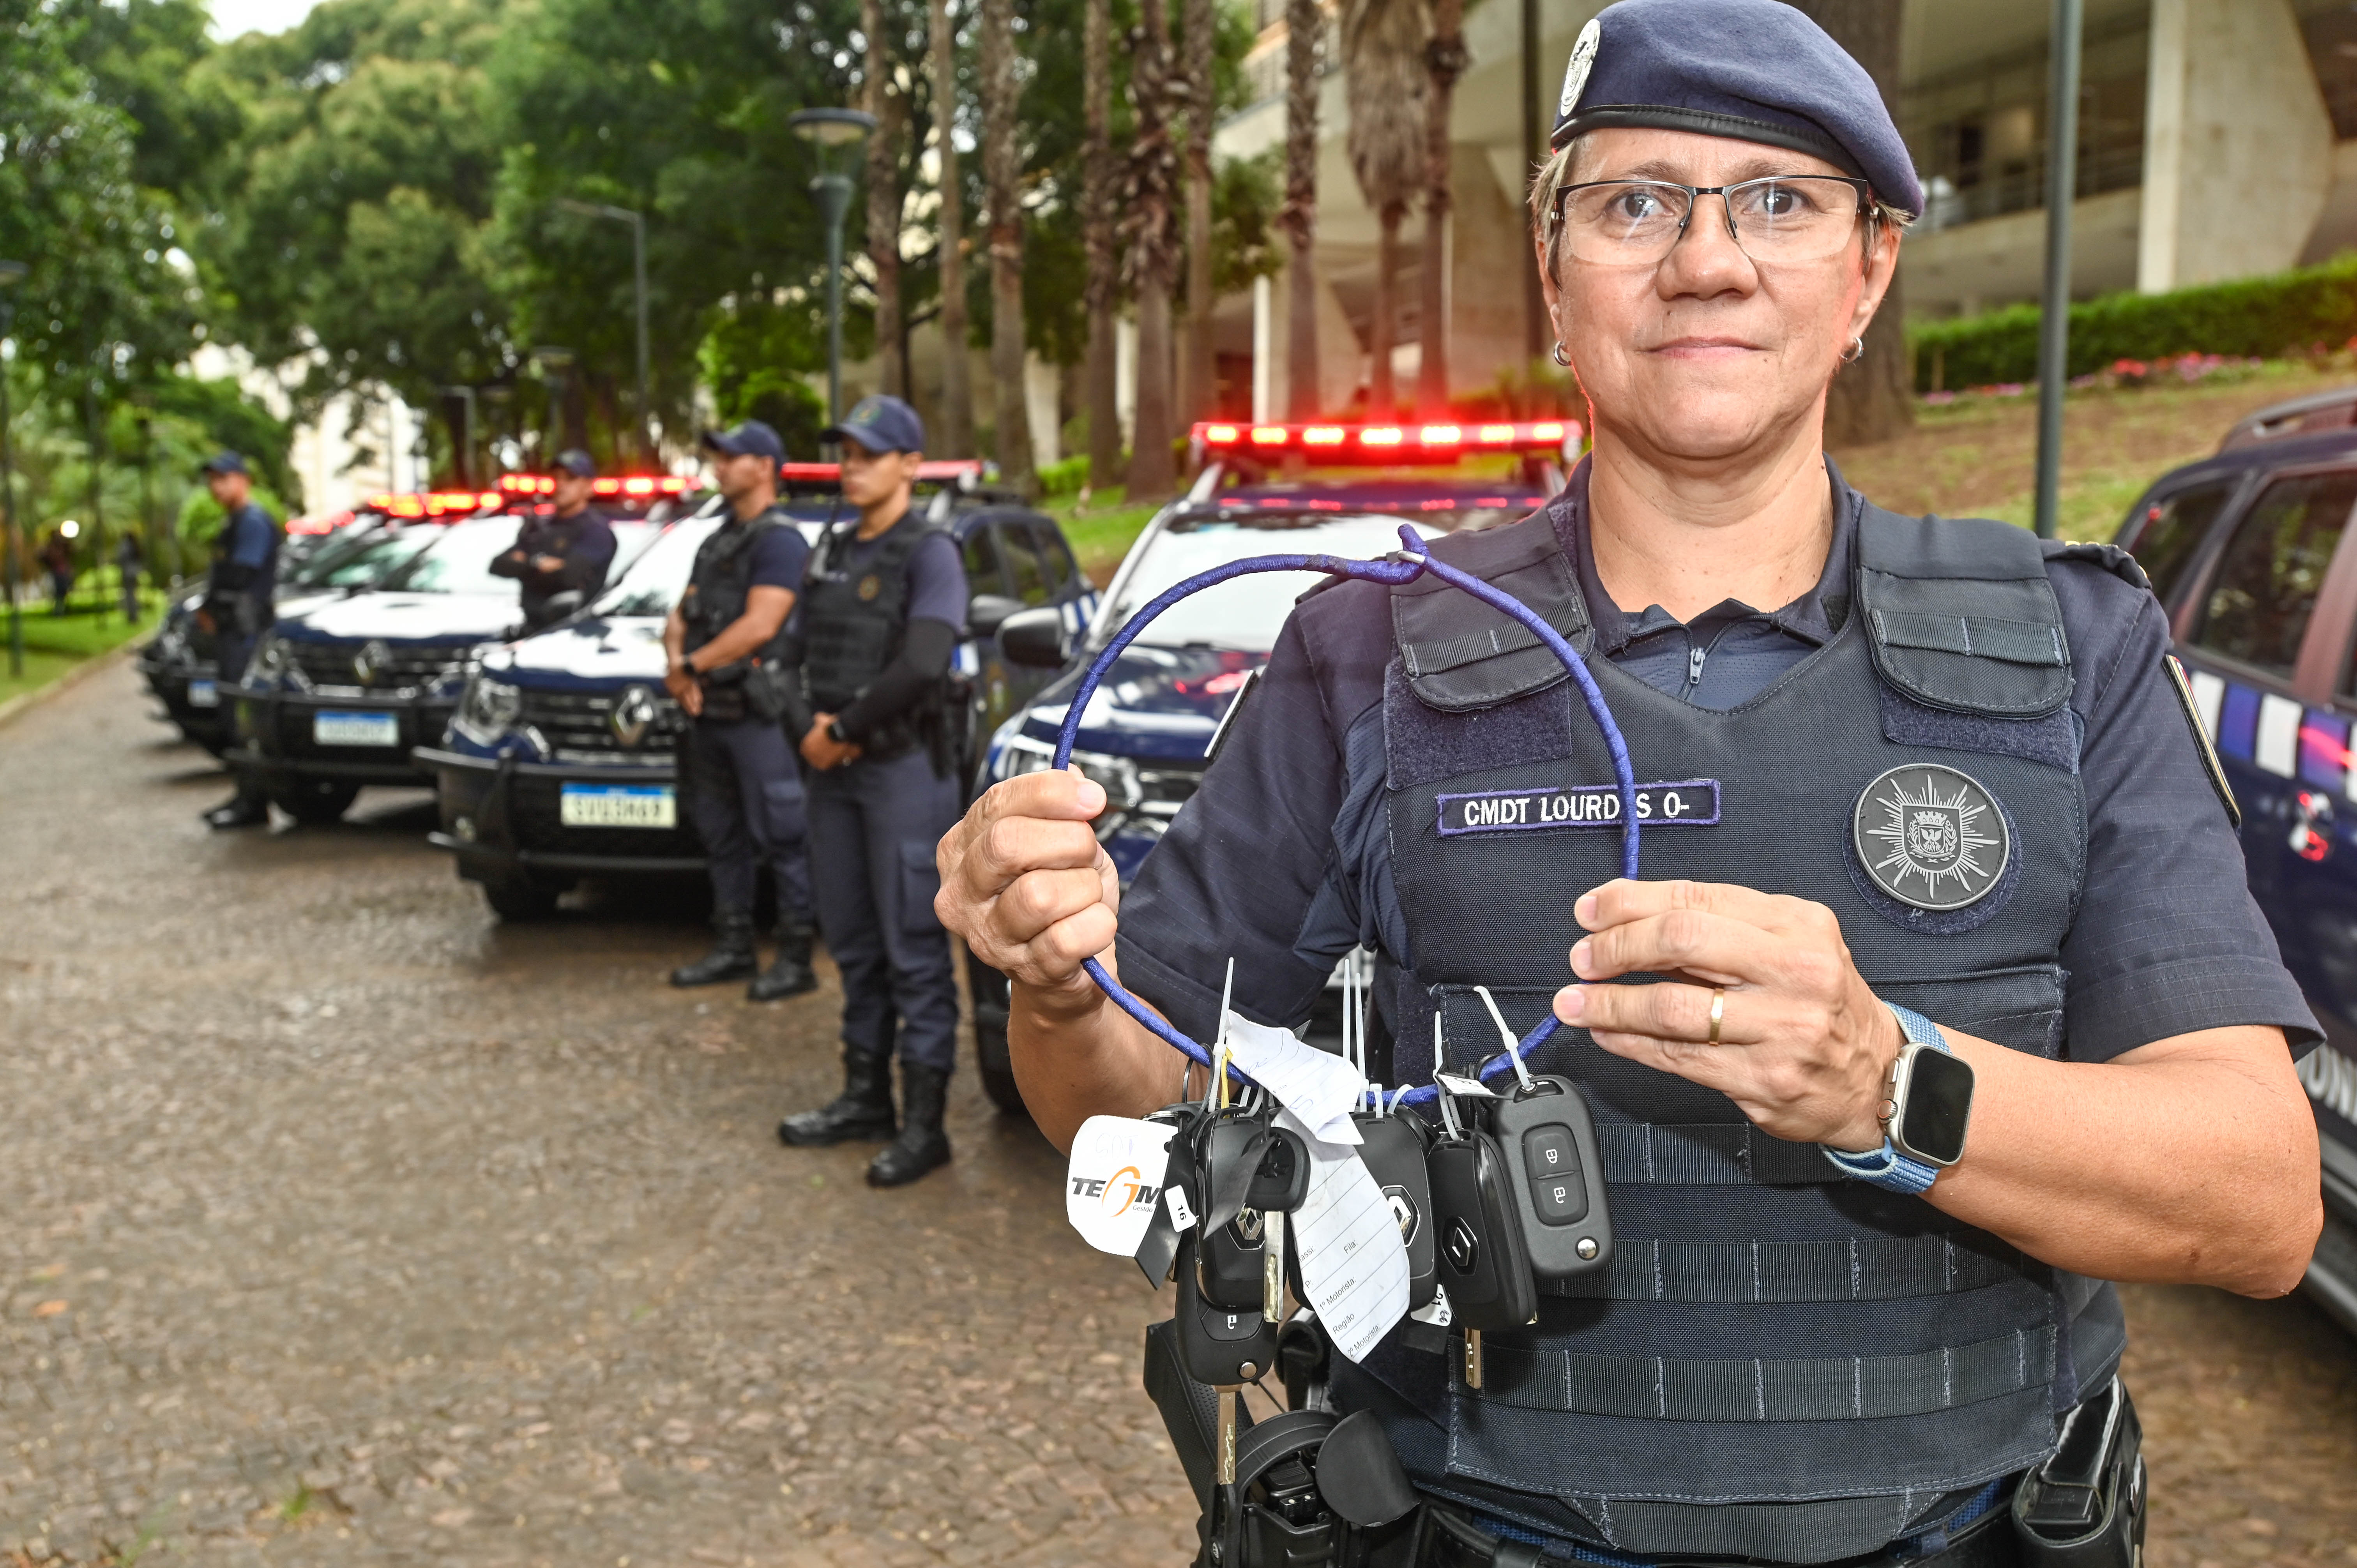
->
[1821, 1004, 1949, 1194]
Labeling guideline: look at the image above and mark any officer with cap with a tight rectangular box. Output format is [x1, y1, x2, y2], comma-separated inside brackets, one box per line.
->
[778, 394, 969, 1188]
[491, 448, 617, 631]
[939, 2, 2323, 1562]
[664, 419, 820, 1003]
[197, 452, 283, 830]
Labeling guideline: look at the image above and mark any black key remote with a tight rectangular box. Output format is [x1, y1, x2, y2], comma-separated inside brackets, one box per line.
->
[1172, 1229, 1281, 1485]
[1491, 1075, 1612, 1280]
[1426, 1126, 1537, 1333]
[1352, 1109, 1437, 1309]
[1200, 1210, 1267, 1311]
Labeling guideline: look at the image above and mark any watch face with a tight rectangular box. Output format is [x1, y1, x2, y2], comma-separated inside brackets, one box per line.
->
[1897, 1048, 1975, 1166]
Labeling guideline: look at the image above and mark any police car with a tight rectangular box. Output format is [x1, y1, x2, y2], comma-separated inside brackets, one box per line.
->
[2113, 387, 2357, 1334]
[225, 482, 686, 823]
[964, 419, 1573, 1113]
[420, 462, 1095, 920]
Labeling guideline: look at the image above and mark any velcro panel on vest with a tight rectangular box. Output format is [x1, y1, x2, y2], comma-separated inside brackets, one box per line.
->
[1857, 510, 2070, 719]
[1542, 1233, 2031, 1304]
[1473, 1326, 2055, 1421]
[1391, 521, 1590, 713]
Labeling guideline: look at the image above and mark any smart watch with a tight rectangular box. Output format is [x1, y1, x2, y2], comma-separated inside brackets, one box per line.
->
[1820, 1003, 1975, 1195]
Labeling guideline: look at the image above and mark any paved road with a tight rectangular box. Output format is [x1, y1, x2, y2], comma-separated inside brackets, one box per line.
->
[4, 663, 2355, 1567]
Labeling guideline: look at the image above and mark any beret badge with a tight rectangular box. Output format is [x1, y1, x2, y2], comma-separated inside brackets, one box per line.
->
[1559, 17, 1601, 118]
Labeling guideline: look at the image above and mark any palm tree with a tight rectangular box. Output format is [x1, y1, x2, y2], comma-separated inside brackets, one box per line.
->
[1122, 0, 1182, 501]
[979, 0, 1034, 491]
[1416, 0, 1466, 413]
[1280, 0, 1321, 420]
[930, 0, 974, 455]
[1342, 0, 1426, 418]
[863, 0, 906, 399]
[1180, 0, 1216, 424]
[1083, 0, 1122, 487]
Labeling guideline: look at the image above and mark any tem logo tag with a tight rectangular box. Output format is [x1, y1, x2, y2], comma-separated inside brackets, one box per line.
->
[1852, 764, 2010, 912]
[1435, 780, 1719, 837]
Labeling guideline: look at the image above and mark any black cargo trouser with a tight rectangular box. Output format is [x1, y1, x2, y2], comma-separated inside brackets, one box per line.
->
[683, 716, 814, 922]
[807, 747, 961, 1074]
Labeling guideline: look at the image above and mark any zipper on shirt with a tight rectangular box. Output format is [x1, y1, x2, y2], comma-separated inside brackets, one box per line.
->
[1685, 643, 1707, 696]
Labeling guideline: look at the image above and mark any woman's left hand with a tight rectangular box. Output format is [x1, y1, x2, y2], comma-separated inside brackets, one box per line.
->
[1554, 879, 1900, 1150]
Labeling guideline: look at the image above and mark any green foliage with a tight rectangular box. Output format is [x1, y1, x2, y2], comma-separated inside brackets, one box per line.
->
[1210, 149, 1283, 295]
[699, 300, 830, 459]
[1036, 454, 1090, 495]
[1911, 253, 2357, 391]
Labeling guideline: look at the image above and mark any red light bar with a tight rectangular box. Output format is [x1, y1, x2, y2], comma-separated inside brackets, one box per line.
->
[1193, 419, 1581, 467]
[1249, 426, 1290, 447]
[777, 459, 989, 482]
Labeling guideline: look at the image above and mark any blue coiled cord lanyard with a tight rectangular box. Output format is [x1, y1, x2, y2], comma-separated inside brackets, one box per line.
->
[1050, 523, 1640, 1109]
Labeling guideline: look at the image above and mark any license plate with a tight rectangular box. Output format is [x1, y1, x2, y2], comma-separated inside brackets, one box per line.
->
[560, 783, 677, 828]
[313, 710, 401, 747]
[187, 678, 218, 708]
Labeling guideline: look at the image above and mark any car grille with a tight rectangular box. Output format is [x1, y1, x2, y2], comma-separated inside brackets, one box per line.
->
[518, 687, 687, 765]
[507, 775, 705, 858]
[292, 640, 472, 691]
[1136, 762, 1207, 813]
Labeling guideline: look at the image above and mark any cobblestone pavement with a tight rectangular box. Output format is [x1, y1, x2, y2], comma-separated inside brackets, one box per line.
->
[4, 664, 2356, 1567]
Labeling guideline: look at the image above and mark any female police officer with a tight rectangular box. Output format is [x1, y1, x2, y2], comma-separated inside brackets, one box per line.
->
[938, 0, 2323, 1561]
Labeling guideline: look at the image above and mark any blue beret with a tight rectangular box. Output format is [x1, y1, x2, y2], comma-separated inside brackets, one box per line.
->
[1551, 0, 1923, 217]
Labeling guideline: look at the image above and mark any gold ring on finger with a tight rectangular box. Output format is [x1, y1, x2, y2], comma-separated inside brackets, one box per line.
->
[1707, 988, 1725, 1046]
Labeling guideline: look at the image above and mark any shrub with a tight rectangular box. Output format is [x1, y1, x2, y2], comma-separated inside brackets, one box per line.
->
[1911, 252, 2357, 391]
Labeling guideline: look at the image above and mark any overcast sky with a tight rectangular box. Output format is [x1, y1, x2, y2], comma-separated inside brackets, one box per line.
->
[207, 0, 320, 40]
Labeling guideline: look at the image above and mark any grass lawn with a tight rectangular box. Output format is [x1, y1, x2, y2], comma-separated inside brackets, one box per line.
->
[0, 574, 174, 710]
[1040, 488, 1168, 584]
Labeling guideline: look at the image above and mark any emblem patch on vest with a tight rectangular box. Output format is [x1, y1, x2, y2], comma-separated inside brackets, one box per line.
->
[1851, 764, 2012, 912]
[1435, 780, 1719, 836]
[857, 574, 882, 602]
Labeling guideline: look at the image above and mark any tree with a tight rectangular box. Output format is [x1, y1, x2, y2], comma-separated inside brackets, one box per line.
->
[864, 0, 907, 399]
[1279, 0, 1321, 420]
[1178, 0, 1215, 424]
[1122, 0, 1182, 500]
[1341, 0, 1426, 418]
[1787, 0, 1912, 444]
[1417, 0, 1466, 412]
[977, 0, 1034, 492]
[929, 0, 974, 455]
[1081, 0, 1122, 486]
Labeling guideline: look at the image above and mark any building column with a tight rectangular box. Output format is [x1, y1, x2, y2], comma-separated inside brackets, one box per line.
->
[1251, 275, 1274, 424]
[2140, 0, 2332, 293]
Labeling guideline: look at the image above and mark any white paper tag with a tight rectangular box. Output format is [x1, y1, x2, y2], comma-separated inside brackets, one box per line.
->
[1222, 1012, 1366, 1144]
[1163, 1184, 1198, 1229]
[1064, 1116, 1179, 1257]
[1434, 1072, 1497, 1099]
[1410, 1282, 1453, 1327]
[1277, 1109, 1409, 1361]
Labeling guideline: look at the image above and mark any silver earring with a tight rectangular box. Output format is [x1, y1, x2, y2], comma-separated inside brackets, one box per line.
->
[1550, 340, 1573, 367]
[1842, 335, 1866, 364]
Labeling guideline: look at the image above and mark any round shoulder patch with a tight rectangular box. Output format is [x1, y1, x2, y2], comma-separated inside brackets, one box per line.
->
[1559, 18, 1601, 119]
[1851, 764, 2012, 913]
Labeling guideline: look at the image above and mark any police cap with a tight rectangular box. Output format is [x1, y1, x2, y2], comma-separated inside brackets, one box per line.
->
[824, 394, 926, 456]
[1550, 0, 1923, 217]
[701, 420, 787, 464]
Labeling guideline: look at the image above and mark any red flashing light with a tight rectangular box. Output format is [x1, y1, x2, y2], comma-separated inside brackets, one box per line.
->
[1360, 427, 1405, 448]
[1250, 426, 1290, 447]
[591, 477, 622, 496]
[1421, 425, 1463, 446]
[1477, 424, 1517, 445]
[1203, 424, 1242, 444]
[1190, 420, 1583, 464]
[1303, 426, 1346, 447]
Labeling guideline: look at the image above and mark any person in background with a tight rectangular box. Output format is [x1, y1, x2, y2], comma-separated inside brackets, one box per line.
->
[777, 395, 969, 1188]
[490, 449, 617, 631]
[116, 531, 144, 623]
[41, 528, 72, 612]
[197, 454, 282, 830]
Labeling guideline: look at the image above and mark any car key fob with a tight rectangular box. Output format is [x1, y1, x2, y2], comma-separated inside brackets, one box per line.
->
[1491, 1074, 1611, 1280]
[1352, 1109, 1437, 1309]
[1199, 1210, 1268, 1310]
[1244, 1125, 1310, 1213]
[1173, 1231, 1281, 1387]
[1426, 1126, 1537, 1332]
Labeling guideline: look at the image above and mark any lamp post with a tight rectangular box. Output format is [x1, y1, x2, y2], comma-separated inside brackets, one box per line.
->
[440, 384, 479, 488]
[0, 260, 23, 678]
[2033, 0, 2084, 540]
[786, 108, 877, 429]
[532, 346, 577, 459]
[557, 200, 653, 461]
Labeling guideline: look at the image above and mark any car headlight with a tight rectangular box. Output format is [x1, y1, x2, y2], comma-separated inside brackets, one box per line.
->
[457, 674, 522, 741]
[993, 731, 1141, 817]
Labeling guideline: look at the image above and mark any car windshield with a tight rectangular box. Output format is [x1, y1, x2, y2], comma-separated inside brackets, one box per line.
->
[381, 517, 529, 595]
[1099, 511, 1454, 653]
[588, 515, 724, 618]
[298, 526, 440, 590]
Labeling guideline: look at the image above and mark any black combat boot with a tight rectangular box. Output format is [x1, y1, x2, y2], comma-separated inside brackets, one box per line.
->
[670, 907, 758, 987]
[203, 780, 270, 829]
[866, 1063, 952, 1187]
[779, 1050, 898, 1146]
[746, 920, 819, 1002]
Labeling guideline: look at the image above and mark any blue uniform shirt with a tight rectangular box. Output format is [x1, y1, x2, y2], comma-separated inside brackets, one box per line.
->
[1114, 461, 2319, 1067]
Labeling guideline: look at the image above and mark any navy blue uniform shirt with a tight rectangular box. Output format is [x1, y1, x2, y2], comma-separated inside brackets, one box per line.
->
[1115, 461, 2319, 1067]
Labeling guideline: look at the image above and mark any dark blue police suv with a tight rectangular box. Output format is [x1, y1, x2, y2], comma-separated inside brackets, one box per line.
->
[2113, 383, 2357, 1333]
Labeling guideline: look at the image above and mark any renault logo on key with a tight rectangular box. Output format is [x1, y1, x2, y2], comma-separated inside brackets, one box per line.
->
[1444, 1217, 1479, 1274]
[611, 683, 658, 749]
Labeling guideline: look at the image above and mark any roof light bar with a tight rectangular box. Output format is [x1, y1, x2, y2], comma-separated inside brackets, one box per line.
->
[1191, 420, 1580, 461]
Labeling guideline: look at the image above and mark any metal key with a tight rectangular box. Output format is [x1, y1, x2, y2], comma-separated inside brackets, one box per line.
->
[1424, 1023, 1537, 1387]
[1245, 1121, 1309, 1322]
[1172, 1230, 1278, 1483]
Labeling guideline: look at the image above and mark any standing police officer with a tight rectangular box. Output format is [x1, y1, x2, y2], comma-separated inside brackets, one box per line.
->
[939, 2, 2325, 1562]
[778, 395, 968, 1188]
[491, 448, 617, 630]
[198, 452, 282, 830]
[664, 419, 819, 1003]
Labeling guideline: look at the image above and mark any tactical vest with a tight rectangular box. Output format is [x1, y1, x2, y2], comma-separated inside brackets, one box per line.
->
[1359, 498, 2120, 1564]
[681, 509, 796, 667]
[210, 503, 282, 613]
[799, 511, 951, 758]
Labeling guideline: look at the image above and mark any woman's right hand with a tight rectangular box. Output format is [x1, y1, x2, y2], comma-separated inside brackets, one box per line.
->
[936, 768, 1119, 1012]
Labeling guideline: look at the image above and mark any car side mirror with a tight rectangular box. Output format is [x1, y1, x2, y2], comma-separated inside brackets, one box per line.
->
[968, 593, 1024, 639]
[998, 605, 1069, 669]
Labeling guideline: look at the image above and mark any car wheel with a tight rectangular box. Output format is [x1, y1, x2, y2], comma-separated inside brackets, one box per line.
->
[269, 779, 360, 825]
[481, 874, 561, 922]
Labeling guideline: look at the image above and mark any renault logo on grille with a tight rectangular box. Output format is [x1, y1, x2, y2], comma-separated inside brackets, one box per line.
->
[611, 684, 658, 749]
[353, 639, 391, 686]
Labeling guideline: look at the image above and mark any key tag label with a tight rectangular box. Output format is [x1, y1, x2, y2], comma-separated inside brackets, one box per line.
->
[1065, 1115, 1180, 1257]
[1164, 1183, 1199, 1230]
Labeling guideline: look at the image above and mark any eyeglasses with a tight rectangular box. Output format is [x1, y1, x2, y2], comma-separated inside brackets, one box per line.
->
[1548, 176, 1873, 266]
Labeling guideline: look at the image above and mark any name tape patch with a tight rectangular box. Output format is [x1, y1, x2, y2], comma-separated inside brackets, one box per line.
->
[1435, 780, 1721, 837]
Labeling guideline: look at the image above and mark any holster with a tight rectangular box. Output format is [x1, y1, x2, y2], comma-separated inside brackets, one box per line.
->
[2010, 1377, 2145, 1568]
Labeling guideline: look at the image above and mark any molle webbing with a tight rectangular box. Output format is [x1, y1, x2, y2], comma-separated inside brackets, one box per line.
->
[1542, 1233, 2032, 1304]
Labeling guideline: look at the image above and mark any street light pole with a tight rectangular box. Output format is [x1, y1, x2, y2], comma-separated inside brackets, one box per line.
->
[2033, 0, 2084, 540]
[440, 384, 479, 487]
[532, 346, 577, 458]
[556, 200, 653, 461]
[786, 109, 877, 431]
[0, 261, 24, 679]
